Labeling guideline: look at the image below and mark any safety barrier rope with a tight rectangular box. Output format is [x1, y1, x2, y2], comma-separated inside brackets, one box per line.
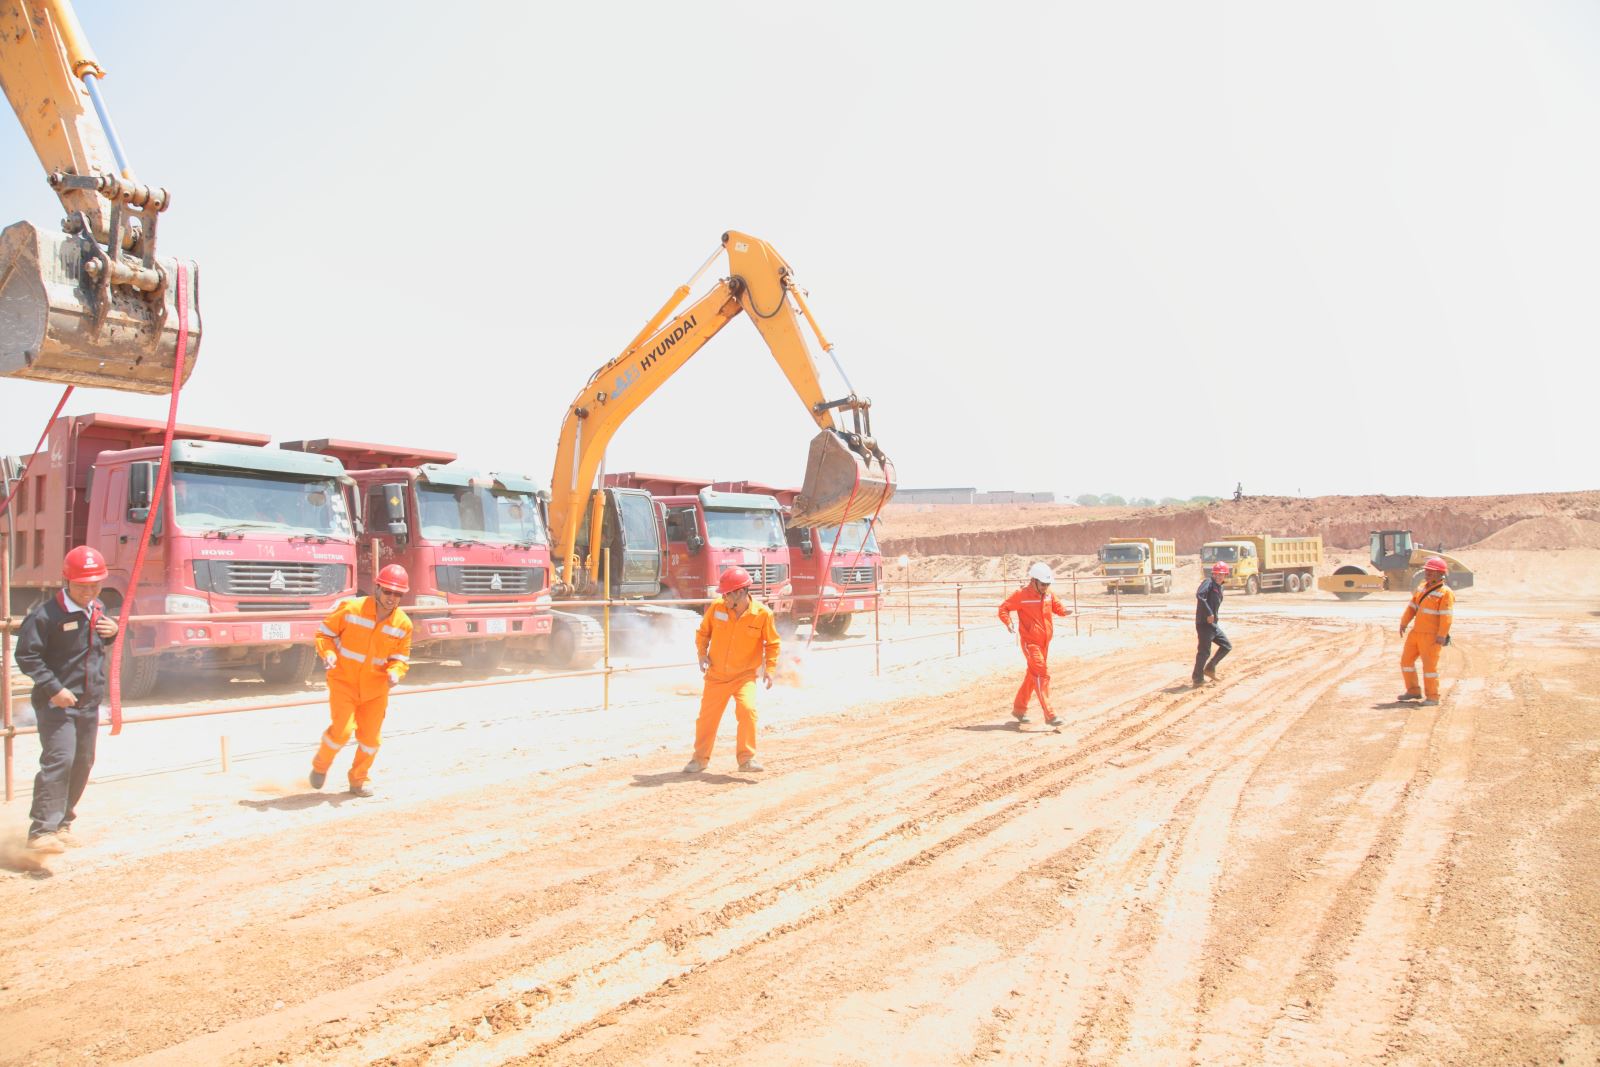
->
[109, 263, 191, 735]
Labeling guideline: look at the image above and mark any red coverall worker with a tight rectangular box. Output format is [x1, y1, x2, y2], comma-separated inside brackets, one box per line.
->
[1398, 561, 1454, 704]
[998, 563, 1071, 726]
[311, 591, 412, 791]
[688, 569, 781, 772]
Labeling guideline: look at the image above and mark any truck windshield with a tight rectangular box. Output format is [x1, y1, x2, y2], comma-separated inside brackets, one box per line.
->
[1099, 544, 1147, 563]
[1201, 545, 1240, 563]
[705, 507, 786, 549]
[492, 490, 548, 545]
[813, 520, 881, 555]
[419, 484, 545, 545]
[173, 466, 352, 538]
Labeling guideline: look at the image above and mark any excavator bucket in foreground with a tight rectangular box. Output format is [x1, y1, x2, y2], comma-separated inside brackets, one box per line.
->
[0, 221, 200, 394]
[790, 428, 896, 528]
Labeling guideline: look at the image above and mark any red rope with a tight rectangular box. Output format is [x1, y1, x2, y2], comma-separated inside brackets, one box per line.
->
[805, 467, 860, 650]
[109, 263, 190, 735]
[0, 385, 75, 519]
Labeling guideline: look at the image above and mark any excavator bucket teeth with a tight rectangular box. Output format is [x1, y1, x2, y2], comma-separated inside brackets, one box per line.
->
[789, 429, 896, 528]
[0, 221, 200, 395]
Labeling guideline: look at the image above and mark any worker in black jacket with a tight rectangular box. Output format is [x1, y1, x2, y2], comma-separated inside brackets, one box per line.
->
[1193, 561, 1233, 686]
[13, 546, 119, 854]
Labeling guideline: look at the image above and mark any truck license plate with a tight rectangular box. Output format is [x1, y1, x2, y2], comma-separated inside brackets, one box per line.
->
[487, 618, 508, 635]
[262, 622, 290, 641]
[851, 600, 864, 612]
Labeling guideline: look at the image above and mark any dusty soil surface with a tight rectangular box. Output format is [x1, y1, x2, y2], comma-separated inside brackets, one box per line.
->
[879, 490, 1600, 556]
[2, 544, 1597, 1065]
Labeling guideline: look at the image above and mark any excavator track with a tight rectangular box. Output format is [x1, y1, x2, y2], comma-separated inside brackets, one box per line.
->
[546, 611, 605, 670]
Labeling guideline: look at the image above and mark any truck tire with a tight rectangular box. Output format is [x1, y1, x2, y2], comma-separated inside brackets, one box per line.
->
[816, 612, 852, 637]
[261, 645, 316, 686]
[1246, 576, 1259, 596]
[1286, 572, 1302, 593]
[118, 654, 161, 701]
[1301, 571, 1315, 592]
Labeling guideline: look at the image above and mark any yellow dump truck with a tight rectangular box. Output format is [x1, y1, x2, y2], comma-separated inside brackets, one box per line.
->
[1200, 534, 1323, 595]
[1097, 537, 1176, 594]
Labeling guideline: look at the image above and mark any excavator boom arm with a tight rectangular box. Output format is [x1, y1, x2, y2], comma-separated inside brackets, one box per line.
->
[548, 231, 895, 588]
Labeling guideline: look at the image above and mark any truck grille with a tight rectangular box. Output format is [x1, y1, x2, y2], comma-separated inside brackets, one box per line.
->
[193, 560, 348, 597]
[748, 563, 787, 587]
[435, 565, 544, 597]
[831, 565, 875, 585]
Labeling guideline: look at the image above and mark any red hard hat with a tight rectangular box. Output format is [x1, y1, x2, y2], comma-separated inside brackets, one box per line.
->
[62, 545, 109, 583]
[376, 564, 410, 593]
[1423, 556, 1448, 573]
[1211, 561, 1232, 577]
[717, 566, 753, 595]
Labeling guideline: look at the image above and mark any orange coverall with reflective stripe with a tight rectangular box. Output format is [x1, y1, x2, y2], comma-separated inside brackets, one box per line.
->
[1399, 580, 1454, 700]
[693, 596, 780, 765]
[998, 584, 1070, 719]
[311, 597, 413, 786]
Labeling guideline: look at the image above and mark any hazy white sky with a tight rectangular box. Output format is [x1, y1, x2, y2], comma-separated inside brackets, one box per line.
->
[3, 1, 1596, 500]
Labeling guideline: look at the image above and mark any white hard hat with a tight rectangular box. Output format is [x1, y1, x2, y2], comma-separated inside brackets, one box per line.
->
[1027, 562, 1054, 584]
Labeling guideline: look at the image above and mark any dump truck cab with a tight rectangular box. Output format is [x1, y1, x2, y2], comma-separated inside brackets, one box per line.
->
[1200, 540, 1257, 592]
[656, 489, 793, 614]
[1097, 537, 1175, 594]
[279, 440, 555, 670]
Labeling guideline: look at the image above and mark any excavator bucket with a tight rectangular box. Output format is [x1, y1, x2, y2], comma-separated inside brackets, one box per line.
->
[0, 221, 200, 394]
[790, 428, 896, 528]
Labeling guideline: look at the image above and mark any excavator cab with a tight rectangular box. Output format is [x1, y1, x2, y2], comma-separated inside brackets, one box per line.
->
[0, 221, 200, 394]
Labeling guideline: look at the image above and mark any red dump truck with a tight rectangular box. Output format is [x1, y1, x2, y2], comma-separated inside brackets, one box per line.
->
[712, 480, 882, 635]
[601, 473, 793, 617]
[278, 439, 560, 670]
[3, 413, 357, 697]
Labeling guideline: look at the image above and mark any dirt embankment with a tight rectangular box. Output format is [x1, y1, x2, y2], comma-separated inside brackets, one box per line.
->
[879, 491, 1600, 558]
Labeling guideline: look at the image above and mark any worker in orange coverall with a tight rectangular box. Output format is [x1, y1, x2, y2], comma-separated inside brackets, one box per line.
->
[1397, 556, 1455, 706]
[309, 564, 413, 796]
[998, 562, 1072, 728]
[684, 565, 781, 775]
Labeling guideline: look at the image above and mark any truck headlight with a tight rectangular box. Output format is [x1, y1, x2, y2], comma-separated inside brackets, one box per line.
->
[412, 595, 448, 608]
[535, 593, 552, 608]
[821, 585, 840, 598]
[164, 594, 209, 615]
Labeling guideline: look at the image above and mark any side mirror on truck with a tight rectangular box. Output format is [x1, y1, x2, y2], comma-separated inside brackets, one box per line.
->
[686, 533, 704, 555]
[379, 482, 409, 545]
[126, 461, 164, 536]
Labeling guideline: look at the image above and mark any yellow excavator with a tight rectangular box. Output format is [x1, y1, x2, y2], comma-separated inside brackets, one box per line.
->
[549, 230, 895, 596]
[1, 0, 201, 393]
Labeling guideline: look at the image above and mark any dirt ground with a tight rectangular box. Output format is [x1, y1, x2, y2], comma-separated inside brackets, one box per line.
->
[2, 545, 1598, 1065]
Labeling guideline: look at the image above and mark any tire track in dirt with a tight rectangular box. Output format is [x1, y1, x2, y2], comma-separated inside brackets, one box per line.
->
[985, 624, 1381, 1064]
[499, 626, 1364, 1065]
[256, 626, 1337, 1064]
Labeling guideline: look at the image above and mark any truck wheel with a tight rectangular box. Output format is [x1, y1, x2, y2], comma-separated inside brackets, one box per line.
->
[261, 645, 316, 686]
[1246, 576, 1259, 596]
[1301, 571, 1315, 592]
[1286, 572, 1302, 593]
[118, 654, 161, 701]
[459, 642, 507, 672]
[544, 625, 577, 669]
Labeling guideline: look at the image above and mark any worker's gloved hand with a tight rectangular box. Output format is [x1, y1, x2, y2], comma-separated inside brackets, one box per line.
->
[323, 652, 338, 670]
[698, 655, 710, 674]
[49, 688, 77, 709]
[1398, 625, 1407, 636]
[1208, 615, 1216, 625]
[1004, 622, 1015, 635]
[93, 616, 118, 639]
[386, 669, 400, 686]
[761, 669, 773, 690]
[1434, 635, 1447, 646]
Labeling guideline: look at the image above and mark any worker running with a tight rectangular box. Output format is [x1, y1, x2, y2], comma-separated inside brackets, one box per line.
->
[684, 566, 781, 774]
[1397, 556, 1454, 706]
[998, 562, 1071, 728]
[1194, 562, 1232, 686]
[309, 565, 413, 796]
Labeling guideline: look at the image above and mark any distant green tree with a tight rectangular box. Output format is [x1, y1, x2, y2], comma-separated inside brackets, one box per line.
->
[1188, 495, 1220, 504]
[1159, 496, 1184, 506]
[1100, 494, 1127, 506]
[1074, 493, 1101, 507]
[1130, 496, 1157, 507]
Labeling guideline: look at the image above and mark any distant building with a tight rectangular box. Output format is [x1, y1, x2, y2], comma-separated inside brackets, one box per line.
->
[893, 487, 1055, 505]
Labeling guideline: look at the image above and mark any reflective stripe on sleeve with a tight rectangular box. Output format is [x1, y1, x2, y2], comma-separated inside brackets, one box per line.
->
[318, 624, 338, 638]
[345, 614, 376, 630]
[381, 624, 406, 638]
[387, 654, 410, 663]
